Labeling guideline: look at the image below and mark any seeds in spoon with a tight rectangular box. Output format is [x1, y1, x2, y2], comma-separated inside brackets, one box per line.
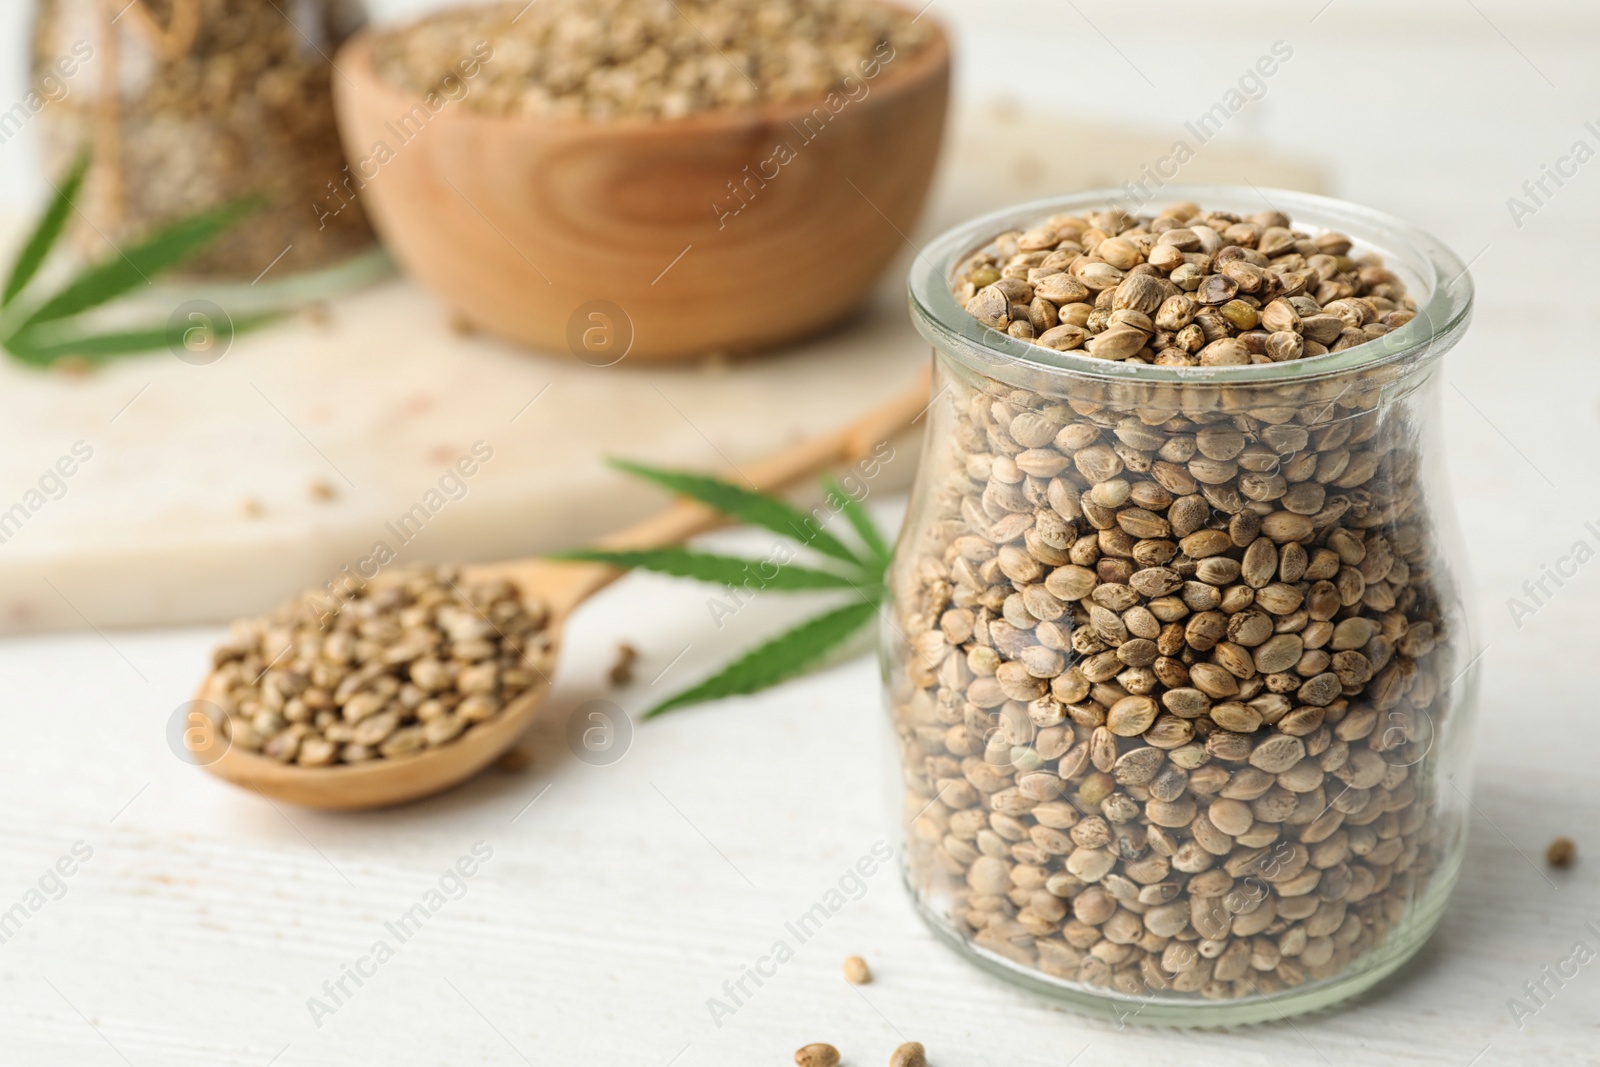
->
[203, 565, 552, 767]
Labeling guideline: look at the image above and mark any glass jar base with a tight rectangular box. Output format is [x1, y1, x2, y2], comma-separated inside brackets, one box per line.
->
[904, 858, 1460, 1028]
[162, 247, 396, 312]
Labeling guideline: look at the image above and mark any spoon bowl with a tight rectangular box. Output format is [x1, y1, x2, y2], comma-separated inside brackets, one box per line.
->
[193, 559, 598, 810]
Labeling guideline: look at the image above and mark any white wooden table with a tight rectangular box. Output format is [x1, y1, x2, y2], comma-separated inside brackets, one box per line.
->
[3, 1, 1600, 1064]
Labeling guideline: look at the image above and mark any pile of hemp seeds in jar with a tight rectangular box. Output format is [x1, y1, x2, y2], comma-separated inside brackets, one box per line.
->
[891, 201, 1456, 1001]
[31, 0, 375, 279]
[372, 0, 934, 121]
[202, 566, 552, 767]
[952, 201, 1417, 364]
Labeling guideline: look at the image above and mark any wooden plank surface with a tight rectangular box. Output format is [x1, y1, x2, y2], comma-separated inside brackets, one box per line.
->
[0, 102, 1318, 635]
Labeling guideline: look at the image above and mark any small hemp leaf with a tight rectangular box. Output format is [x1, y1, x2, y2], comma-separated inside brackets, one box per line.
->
[0, 152, 280, 368]
[555, 461, 892, 717]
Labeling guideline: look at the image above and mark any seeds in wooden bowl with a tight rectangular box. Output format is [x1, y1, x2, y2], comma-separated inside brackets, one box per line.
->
[202, 566, 552, 767]
[373, 0, 934, 121]
[950, 202, 1416, 366]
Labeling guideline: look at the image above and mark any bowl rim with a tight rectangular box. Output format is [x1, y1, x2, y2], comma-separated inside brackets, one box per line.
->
[907, 186, 1475, 386]
[337, 0, 951, 138]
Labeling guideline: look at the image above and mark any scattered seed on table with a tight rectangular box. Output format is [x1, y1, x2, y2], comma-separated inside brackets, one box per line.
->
[890, 1041, 927, 1067]
[1547, 837, 1577, 868]
[795, 1043, 841, 1067]
[498, 747, 533, 773]
[843, 955, 872, 984]
[609, 643, 638, 688]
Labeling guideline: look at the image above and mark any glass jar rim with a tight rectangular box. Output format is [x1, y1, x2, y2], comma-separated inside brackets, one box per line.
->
[908, 186, 1474, 386]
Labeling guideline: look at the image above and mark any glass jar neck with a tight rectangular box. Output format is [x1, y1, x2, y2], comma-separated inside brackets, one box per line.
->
[909, 186, 1474, 395]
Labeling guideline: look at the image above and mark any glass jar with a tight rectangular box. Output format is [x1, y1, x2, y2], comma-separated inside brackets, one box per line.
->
[30, 0, 378, 283]
[885, 187, 1477, 1026]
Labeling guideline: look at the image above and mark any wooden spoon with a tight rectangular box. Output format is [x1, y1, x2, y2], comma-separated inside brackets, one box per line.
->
[191, 370, 930, 809]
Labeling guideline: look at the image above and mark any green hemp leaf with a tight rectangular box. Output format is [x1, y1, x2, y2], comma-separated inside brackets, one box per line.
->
[553, 460, 892, 718]
[0, 150, 279, 366]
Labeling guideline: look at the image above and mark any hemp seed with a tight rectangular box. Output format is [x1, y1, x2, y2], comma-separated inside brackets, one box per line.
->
[796, 1043, 841, 1067]
[202, 566, 552, 767]
[609, 642, 638, 688]
[892, 212, 1459, 1002]
[890, 1042, 928, 1067]
[375, 0, 934, 122]
[951, 203, 1415, 366]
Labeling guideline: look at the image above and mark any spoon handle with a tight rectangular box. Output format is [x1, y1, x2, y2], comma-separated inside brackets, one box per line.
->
[601, 365, 932, 552]
[544, 366, 933, 611]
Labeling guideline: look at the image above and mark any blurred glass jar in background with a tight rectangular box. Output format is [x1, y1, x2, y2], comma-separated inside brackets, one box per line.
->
[30, 0, 376, 281]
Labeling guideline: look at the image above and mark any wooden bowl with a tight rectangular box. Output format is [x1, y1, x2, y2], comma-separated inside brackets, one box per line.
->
[332, 13, 950, 362]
